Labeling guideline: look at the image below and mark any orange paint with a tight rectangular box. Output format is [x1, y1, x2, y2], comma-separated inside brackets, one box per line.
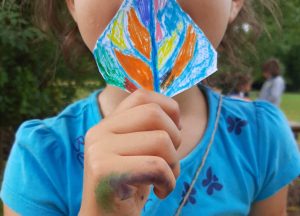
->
[115, 49, 154, 91]
[161, 25, 197, 89]
[128, 8, 151, 60]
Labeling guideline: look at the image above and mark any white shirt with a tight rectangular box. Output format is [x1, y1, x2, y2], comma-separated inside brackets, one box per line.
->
[259, 76, 285, 106]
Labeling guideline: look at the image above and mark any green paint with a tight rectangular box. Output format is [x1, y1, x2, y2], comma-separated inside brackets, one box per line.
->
[95, 174, 116, 213]
[95, 173, 130, 213]
[94, 46, 126, 89]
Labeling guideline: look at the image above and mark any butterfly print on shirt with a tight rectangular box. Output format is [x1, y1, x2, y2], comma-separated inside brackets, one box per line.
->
[72, 136, 85, 167]
[181, 181, 197, 206]
[226, 116, 248, 135]
[202, 167, 223, 196]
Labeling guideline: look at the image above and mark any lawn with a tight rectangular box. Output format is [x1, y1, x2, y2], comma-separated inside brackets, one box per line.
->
[251, 91, 300, 122]
[281, 93, 300, 122]
[251, 92, 300, 143]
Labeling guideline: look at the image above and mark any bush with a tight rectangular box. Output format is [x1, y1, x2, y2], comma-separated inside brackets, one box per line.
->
[284, 44, 300, 91]
[0, 0, 102, 128]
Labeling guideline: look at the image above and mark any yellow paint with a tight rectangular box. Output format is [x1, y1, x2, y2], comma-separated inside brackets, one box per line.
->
[161, 25, 197, 89]
[108, 12, 127, 50]
[157, 22, 184, 70]
[158, 32, 177, 70]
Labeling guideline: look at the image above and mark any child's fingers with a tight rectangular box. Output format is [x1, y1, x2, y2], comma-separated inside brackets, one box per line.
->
[105, 103, 182, 149]
[106, 131, 180, 178]
[113, 89, 181, 130]
[113, 155, 177, 199]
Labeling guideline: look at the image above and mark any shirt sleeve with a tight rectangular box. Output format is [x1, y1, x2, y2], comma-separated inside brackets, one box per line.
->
[0, 120, 68, 215]
[254, 101, 300, 201]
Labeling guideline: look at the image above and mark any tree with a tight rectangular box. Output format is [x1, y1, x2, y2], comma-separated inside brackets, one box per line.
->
[0, 0, 102, 128]
[239, 0, 300, 91]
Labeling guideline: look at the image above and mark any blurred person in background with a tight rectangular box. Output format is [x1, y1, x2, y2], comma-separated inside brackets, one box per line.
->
[259, 58, 285, 106]
[228, 72, 253, 101]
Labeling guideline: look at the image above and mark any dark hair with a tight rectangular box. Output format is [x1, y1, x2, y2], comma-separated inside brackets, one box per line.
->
[220, 0, 280, 68]
[233, 72, 253, 92]
[262, 58, 281, 77]
[207, 71, 252, 94]
[27, 0, 280, 66]
[29, 0, 87, 62]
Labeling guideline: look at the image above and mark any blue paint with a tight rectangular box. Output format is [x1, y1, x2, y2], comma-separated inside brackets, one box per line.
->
[135, 0, 151, 27]
[149, 0, 160, 92]
[161, 2, 180, 35]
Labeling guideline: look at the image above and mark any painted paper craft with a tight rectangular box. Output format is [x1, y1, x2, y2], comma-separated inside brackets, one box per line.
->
[93, 0, 218, 97]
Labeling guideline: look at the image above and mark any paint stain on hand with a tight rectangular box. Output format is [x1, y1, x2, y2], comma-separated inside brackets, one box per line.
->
[95, 172, 173, 213]
[95, 173, 133, 213]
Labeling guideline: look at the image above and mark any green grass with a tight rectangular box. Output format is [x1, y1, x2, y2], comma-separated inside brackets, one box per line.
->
[281, 93, 300, 122]
[250, 91, 300, 122]
[251, 91, 300, 143]
[281, 93, 300, 144]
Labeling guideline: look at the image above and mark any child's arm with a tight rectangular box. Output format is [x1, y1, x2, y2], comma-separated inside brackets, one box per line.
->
[3, 205, 19, 216]
[79, 89, 181, 216]
[249, 186, 288, 216]
[250, 100, 300, 216]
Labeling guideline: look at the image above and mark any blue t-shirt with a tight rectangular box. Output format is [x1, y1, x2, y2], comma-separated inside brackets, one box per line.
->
[1, 85, 300, 216]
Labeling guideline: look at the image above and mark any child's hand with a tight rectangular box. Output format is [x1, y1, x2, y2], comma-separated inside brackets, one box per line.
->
[79, 89, 181, 216]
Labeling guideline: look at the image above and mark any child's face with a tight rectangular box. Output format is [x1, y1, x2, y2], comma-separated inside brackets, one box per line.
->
[67, 0, 243, 51]
[263, 71, 271, 79]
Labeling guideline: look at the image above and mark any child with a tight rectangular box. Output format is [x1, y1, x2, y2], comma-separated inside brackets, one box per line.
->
[2, 0, 300, 216]
[259, 58, 286, 107]
[228, 72, 253, 101]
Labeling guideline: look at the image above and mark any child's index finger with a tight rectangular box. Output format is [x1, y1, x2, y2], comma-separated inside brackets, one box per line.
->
[114, 89, 182, 130]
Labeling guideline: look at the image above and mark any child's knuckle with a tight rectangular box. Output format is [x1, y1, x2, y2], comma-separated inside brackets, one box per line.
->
[173, 132, 182, 148]
[145, 103, 163, 120]
[149, 157, 169, 174]
[132, 89, 148, 103]
[155, 131, 172, 149]
[170, 100, 180, 115]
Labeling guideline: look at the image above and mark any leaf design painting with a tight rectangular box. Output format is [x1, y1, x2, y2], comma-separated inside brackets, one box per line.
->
[107, 12, 127, 50]
[124, 77, 138, 92]
[115, 49, 154, 91]
[128, 8, 151, 60]
[158, 31, 177, 70]
[93, 0, 218, 97]
[94, 46, 125, 89]
[161, 25, 197, 89]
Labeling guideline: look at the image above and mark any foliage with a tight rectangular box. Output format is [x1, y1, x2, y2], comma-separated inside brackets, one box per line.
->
[283, 44, 300, 91]
[236, 0, 300, 91]
[0, 0, 102, 128]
